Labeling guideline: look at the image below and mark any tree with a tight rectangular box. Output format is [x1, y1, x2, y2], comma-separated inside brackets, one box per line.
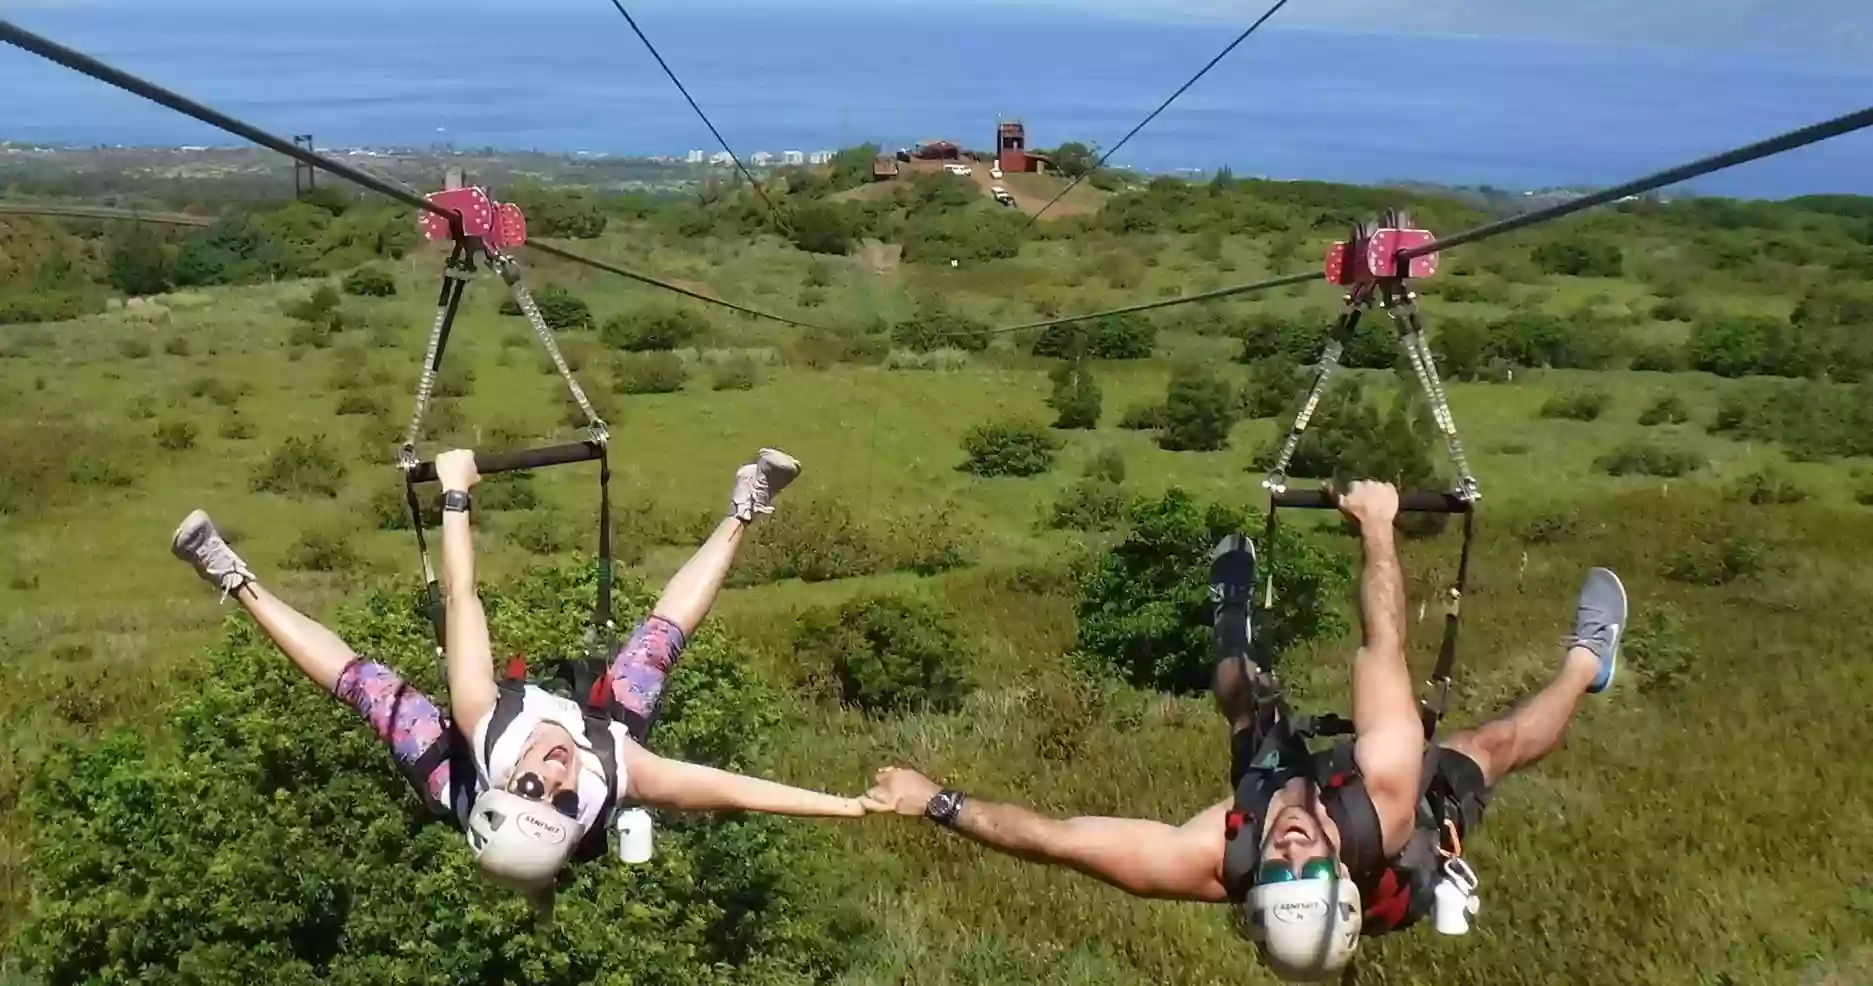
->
[18, 565, 862, 985]
[1075, 489, 1351, 692]
[107, 226, 173, 297]
[1158, 363, 1238, 452]
[960, 420, 1061, 477]
[791, 592, 971, 713]
[1048, 360, 1103, 429]
[1047, 141, 1100, 179]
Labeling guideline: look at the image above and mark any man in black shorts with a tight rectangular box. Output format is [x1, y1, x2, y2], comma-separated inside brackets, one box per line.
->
[865, 481, 1627, 981]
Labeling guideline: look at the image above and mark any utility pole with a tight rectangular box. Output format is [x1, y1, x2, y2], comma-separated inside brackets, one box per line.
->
[293, 134, 316, 196]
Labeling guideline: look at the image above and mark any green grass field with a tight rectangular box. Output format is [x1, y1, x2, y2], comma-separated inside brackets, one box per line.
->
[5, 189, 1873, 986]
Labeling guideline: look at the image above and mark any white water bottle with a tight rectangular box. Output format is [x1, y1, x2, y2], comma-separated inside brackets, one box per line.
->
[615, 807, 655, 864]
[1432, 857, 1480, 936]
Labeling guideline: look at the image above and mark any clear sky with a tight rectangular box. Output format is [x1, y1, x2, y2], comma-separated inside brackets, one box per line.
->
[7, 0, 1870, 60]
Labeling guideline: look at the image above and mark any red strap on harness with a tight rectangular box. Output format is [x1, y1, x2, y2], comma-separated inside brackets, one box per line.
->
[504, 655, 527, 681]
[1225, 811, 1246, 837]
[1366, 868, 1413, 929]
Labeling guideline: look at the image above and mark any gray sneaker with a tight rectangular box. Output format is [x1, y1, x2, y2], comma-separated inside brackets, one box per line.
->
[171, 509, 256, 603]
[1564, 567, 1626, 694]
[729, 448, 801, 522]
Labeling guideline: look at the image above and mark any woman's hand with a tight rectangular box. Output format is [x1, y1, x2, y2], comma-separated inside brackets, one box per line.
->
[435, 449, 480, 492]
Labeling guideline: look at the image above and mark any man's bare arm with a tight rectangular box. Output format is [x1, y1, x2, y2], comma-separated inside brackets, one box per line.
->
[950, 799, 1227, 901]
[1345, 513, 1425, 855]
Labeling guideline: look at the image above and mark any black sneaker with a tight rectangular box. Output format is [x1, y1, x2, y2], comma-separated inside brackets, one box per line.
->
[1209, 534, 1256, 662]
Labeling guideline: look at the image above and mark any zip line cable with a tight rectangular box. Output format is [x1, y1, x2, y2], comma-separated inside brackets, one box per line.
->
[0, 19, 448, 221]
[1398, 103, 1873, 261]
[985, 270, 1324, 337]
[1023, 0, 1293, 228]
[0, 17, 818, 329]
[992, 103, 1873, 339]
[8, 18, 1873, 346]
[528, 241, 826, 329]
[600, 0, 790, 234]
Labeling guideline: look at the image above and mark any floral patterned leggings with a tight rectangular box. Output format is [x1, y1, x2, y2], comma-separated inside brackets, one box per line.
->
[331, 616, 688, 813]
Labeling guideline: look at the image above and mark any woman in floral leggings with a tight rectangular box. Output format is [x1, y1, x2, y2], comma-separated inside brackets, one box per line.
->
[171, 447, 879, 898]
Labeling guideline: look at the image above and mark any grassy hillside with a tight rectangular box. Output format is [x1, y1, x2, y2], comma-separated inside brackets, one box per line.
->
[3, 162, 1873, 985]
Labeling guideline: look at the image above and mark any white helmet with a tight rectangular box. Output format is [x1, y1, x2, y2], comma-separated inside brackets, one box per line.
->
[465, 789, 584, 888]
[1243, 873, 1362, 982]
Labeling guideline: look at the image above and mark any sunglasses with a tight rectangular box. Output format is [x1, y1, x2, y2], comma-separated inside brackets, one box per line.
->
[1255, 856, 1337, 885]
[511, 771, 580, 820]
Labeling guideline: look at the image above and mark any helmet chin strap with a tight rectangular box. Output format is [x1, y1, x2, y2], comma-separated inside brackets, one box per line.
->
[1259, 779, 1345, 870]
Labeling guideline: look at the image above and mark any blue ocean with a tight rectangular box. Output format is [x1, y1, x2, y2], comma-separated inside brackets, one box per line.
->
[2, 0, 1869, 199]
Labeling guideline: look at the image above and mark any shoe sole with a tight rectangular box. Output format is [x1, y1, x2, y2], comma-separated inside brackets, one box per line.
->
[171, 509, 213, 559]
[757, 448, 801, 477]
[1582, 567, 1626, 694]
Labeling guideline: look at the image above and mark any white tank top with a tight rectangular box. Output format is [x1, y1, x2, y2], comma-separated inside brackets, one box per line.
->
[467, 684, 629, 835]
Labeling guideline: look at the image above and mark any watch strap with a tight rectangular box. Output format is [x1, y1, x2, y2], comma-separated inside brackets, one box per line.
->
[441, 489, 472, 513]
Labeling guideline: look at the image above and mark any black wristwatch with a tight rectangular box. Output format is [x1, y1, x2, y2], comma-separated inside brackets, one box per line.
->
[925, 789, 966, 828]
[441, 489, 472, 513]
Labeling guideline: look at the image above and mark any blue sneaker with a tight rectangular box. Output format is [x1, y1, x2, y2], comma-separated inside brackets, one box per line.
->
[1209, 534, 1256, 662]
[1565, 567, 1626, 694]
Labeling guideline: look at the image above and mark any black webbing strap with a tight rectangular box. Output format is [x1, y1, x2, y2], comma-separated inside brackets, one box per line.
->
[1418, 507, 1475, 739]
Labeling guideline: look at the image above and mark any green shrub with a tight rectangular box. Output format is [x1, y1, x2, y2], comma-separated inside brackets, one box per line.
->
[189, 375, 244, 407]
[960, 420, 1061, 477]
[600, 306, 709, 352]
[1159, 363, 1238, 452]
[879, 504, 974, 576]
[1539, 388, 1610, 421]
[16, 563, 857, 984]
[1084, 447, 1127, 484]
[792, 593, 970, 714]
[1239, 357, 1305, 420]
[1048, 479, 1126, 531]
[1047, 361, 1102, 430]
[1517, 510, 1582, 544]
[1075, 489, 1350, 692]
[70, 454, 137, 489]
[1663, 533, 1761, 586]
[432, 364, 474, 398]
[1256, 380, 1442, 492]
[895, 311, 993, 354]
[615, 352, 689, 395]
[282, 525, 359, 572]
[1638, 393, 1691, 426]
[335, 392, 387, 417]
[476, 472, 541, 513]
[251, 435, 348, 498]
[117, 337, 152, 359]
[155, 420, 197, 451]
[1628, 341, 1687, 373]
[1595, 440, 1703, 477]
[511, 509, 570, 555]
[342, 265, 397, 297]
[1726, 468, 1809, 505]
[728, 498, 884, 586]
[218, 415, 254, 441]
[163, 335, 191, 357]
[1030, 313, 1155, 360]
[710, 355, 760, 391]
[505, 284, 593, 331]
[1531, 236, 1624, 277]
[1118, 403, 1167, 431]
